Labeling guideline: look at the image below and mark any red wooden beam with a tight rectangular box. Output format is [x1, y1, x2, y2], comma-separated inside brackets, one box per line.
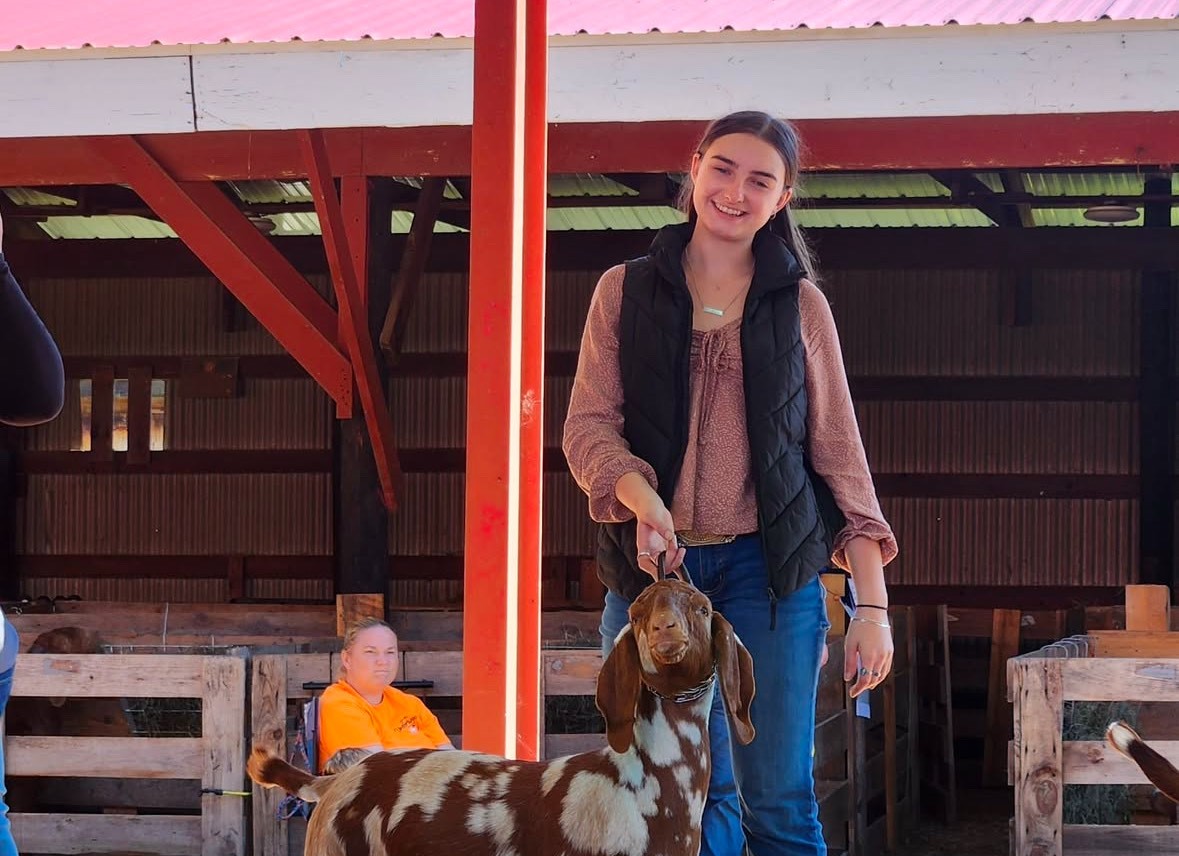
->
[300, 131, 402, 511]
[463, 0, 528, 757]
[5, 112, 1179, 186]
[515, 0, 548, 762]
[89, 136, 353, 413]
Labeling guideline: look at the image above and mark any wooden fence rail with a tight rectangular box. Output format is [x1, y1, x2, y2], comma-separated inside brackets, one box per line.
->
[1008, 584, 1179, 856]
[7, 652, 248, 856]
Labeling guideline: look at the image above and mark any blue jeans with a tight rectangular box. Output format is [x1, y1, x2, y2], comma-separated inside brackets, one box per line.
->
[0, 664, 15, 856]
[601, 534, 829, 856]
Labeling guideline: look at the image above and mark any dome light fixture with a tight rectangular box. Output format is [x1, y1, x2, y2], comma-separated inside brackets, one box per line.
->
[1082, 202, 1140, 224]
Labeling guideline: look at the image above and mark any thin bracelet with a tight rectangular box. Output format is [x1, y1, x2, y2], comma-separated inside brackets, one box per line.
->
[855, 604, 889, 611]
[851, 615, 891, 629]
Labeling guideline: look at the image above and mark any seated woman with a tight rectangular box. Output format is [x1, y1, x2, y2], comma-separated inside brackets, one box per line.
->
[318, 617, 454, 770]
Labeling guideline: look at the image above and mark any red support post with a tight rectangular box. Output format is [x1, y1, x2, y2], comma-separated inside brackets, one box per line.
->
[515, 0, 548, 762]
[90, 136, 353, 413]
[463, 0, 527, 756]
[300, 131, 402, 511]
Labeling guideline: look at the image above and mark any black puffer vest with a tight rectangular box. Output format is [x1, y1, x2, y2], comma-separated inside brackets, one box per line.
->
[595, 222, 835, 612]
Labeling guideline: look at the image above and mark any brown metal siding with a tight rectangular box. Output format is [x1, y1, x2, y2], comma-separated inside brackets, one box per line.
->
[389, 377, 466, 448]
[399, 272, 469, 352]
[881, 498, 1135, 587]
[857, 401, 1137, 475]
[21, 474, 331, 555]
[12, 260, 1155, 598]
[23, 577, 229, 602]
[24, 277, 287, 356]
[826, 269, 1137, 376]
[168, 379, 329, 450]
[388, 473, 464, 555]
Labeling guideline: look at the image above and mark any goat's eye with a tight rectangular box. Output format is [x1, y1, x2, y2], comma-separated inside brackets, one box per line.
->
[699, 606, 710, 616]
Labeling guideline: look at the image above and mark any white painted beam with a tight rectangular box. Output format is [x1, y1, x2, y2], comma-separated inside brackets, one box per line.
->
[549, 28, 1179, 121]
[0, 24, 1177, 138]
[192, 48, 473, 131]
[0, 56, 194, 137]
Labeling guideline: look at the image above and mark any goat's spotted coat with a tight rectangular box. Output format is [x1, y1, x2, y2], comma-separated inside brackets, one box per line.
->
[249, 579, 755, 856]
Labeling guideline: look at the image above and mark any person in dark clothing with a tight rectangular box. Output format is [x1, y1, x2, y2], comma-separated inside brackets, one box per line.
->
[0, 210, 65, 856]
[0, 218, 64, 427]
[563, 112, 897, 856]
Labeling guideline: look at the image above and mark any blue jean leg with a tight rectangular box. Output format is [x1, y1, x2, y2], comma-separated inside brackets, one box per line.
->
[683, 536, 829, 856]
[0, 665, 16, 856]
[600, 588, 744, 856]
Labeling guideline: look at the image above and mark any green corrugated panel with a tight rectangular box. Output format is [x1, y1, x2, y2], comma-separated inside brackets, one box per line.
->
[546, 206, 684, 231]
[229, 179, 313, 204]
[390, 211, 466, 234]
[1024, 172, 1144, 197]
[395, 177, 464, 200]
[4, 188, 76, 207]
[973, 173, 1005, 193]
[549, 174, 637, 198]
[38, 215, 177, 239]
[794, 208, 993, 228]
[801, 173, 950, 199]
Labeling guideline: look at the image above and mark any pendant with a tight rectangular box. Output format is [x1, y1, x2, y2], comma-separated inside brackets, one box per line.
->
[702, 306, 724, 317]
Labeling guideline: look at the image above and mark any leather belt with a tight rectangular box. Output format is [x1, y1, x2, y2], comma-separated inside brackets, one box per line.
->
[675, 530, 739, 547]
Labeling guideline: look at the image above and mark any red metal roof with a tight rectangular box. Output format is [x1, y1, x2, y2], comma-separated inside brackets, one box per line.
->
[3, 1, 1178, 51]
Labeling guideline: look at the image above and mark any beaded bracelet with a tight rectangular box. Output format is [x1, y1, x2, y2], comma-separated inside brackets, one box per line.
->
[851, 615, 891, 629]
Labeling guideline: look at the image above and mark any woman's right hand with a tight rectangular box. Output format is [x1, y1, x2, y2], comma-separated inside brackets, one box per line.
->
[614, 471, 686, 579]
[634, 495, 685, 580]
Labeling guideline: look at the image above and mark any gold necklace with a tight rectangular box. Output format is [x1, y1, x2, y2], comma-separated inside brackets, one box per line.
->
[684, 254, 752, 317]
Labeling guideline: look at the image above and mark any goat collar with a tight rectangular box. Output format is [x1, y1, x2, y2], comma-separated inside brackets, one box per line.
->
[642, 669, 716, 704]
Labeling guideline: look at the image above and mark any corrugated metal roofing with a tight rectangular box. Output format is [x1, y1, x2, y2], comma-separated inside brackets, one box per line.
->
[9, 168, 1174, 236]
[2, 1, 1178, 52]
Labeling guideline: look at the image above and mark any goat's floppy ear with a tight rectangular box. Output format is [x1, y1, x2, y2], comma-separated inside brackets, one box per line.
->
[712, 611, 756, 745]
[596, 626, 642, 753]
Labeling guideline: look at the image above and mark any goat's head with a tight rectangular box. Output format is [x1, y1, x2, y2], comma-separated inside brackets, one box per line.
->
[27, 626, 102, 655]
[595, 579, 755, 753]
[27, 626, 104, 708]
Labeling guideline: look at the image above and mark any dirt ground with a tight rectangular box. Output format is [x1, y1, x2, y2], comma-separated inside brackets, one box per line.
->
[894, 788, 1011, 856]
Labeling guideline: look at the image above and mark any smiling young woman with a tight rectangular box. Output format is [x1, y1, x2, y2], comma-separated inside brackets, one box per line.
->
[563, 111, 897, 856]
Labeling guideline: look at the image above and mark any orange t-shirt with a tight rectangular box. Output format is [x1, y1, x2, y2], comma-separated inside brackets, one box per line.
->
[317, 680, 449, 764]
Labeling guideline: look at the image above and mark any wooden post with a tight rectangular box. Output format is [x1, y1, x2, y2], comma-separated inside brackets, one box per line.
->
[202, 655, 247, 856]
[334, 177, 395, 629]
[984, 608, 1022, 786]
[822, 572, 848, 636]
[1139, 172, 1174, 592]
[336, 593, 385, 637]
[125, 366, 152, 465]
[1012, 656, 1064, 856]
[463, 0, 528, 756]
[846, 684, 867, 856]
[1126, 584, 1171, 632]
[883, 671, 898, 850]
[90, 364, 114, 460]
[515, 0, 548, 763]
[905, 608, 920, 830]
[251, 654, 288, 856]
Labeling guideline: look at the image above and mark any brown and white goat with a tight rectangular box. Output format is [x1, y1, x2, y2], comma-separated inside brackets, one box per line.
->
[248, 578, 755, 856]
[1107, 721, 1179, 805]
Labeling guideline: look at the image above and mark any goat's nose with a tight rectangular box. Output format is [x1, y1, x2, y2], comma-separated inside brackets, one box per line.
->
[649, 610, 680, 633]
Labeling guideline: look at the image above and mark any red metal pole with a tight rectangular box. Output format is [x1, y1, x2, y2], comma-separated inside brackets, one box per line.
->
[463, 0, 526, 756]
[515, 0, 548, 761]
